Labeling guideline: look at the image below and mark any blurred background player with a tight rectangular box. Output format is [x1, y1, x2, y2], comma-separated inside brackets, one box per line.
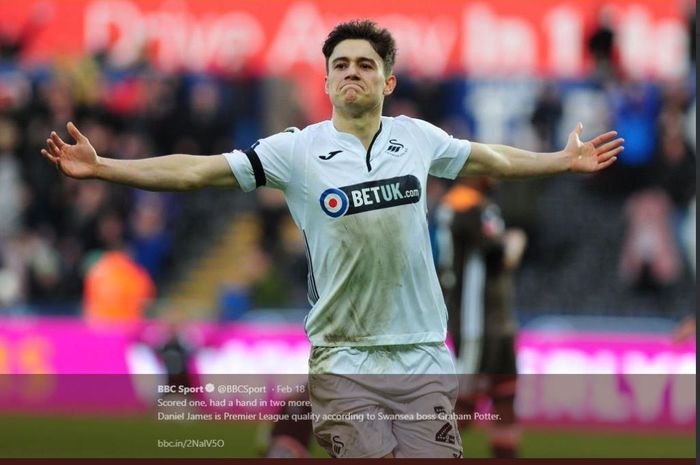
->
[261, 388, 313, 458]
[436, 176, 527, 458]
[153, 319, 196, 396]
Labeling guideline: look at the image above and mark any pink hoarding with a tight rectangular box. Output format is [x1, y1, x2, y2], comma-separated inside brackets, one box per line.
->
[0, 316, 136, 374]
[0, 317, 694, 431]
[0, 317, 149, 413]
[515, 331, 696, 432]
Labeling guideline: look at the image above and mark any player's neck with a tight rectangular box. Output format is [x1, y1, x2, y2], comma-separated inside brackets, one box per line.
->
[331, 109, 382, 150]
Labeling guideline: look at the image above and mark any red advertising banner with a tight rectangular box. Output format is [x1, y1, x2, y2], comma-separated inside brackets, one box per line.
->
[0, 0, 690, 79]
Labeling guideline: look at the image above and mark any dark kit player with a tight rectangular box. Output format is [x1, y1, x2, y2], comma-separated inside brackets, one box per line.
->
[437, 176, 526, 458]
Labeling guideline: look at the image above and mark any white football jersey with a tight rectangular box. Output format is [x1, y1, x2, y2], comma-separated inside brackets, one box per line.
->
[224, 116, 471, 347]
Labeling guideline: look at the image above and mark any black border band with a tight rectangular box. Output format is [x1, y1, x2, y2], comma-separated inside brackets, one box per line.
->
[244, 148, 266, 188]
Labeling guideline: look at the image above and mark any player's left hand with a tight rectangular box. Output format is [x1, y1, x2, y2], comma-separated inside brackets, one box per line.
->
[565, 122, 624, 173]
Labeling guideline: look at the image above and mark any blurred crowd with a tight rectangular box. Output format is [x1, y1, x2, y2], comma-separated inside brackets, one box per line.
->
[0, 39, 265, 313]
[0, 7, 695, 321]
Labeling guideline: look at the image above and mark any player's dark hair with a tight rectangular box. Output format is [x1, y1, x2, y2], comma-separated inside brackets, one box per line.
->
[322, 20, 397, 75]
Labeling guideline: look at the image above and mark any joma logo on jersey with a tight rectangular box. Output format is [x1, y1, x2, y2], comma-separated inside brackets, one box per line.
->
[319, 175, 421, 218]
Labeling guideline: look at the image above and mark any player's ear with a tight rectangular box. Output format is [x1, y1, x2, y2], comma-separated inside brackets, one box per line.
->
[383, 74, 397, 96]
[324, 75, 329, 95]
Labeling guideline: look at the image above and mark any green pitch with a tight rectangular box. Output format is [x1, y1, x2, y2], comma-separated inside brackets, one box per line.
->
[0, 414, 694, 458]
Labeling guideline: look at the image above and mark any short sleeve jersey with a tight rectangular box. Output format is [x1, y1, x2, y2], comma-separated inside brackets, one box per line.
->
[224, 116, 471, 347]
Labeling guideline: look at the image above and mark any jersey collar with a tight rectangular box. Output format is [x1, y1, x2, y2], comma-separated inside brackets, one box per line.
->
[326, 116, 393, 157]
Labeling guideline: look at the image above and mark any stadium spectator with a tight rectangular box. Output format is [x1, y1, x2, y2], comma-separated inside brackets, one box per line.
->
[686, 1, 696, 66]
[681, 197, 695, 276]
[133, 72, 185, 154]
[685, 99, 695, 152]
[617, 79, 695, 294]
[83, 250, 155, 327]
[530, 83, 562, 152]
[0, 260, 22, 311]
[179, 77, 235, 155]
[619, 189, 682, 292]
[587, 6, 618, 82]
[40, 20, 623, 458]
[654, 84, 696, 212]
[437, 176, 526, 458]
[608, 80, 659, 184]
[128, 193, 172, 281]
[0, 117, 23, 238]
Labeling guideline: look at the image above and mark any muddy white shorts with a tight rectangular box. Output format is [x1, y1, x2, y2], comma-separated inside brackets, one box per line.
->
[308, 342, 463, 458]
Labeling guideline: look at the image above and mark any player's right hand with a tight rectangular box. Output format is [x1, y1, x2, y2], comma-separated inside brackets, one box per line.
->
[40, 122, 99, 179]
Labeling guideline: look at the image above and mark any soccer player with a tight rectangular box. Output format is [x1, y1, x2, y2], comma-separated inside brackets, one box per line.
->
[40, 20, 623, 458]
[262, 388, 314, 458]
[437, 176, 526, 458]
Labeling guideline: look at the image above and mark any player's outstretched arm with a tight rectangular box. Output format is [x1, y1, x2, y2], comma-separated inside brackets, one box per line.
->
[40, 122, 238, 191]
[460, 122, 624, 178]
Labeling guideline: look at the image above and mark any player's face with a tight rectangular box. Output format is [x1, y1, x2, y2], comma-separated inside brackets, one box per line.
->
[325, 39, 396, 116]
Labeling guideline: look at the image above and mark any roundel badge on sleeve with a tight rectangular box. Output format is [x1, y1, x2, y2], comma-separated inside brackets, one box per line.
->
[319, 188, 349, 218]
